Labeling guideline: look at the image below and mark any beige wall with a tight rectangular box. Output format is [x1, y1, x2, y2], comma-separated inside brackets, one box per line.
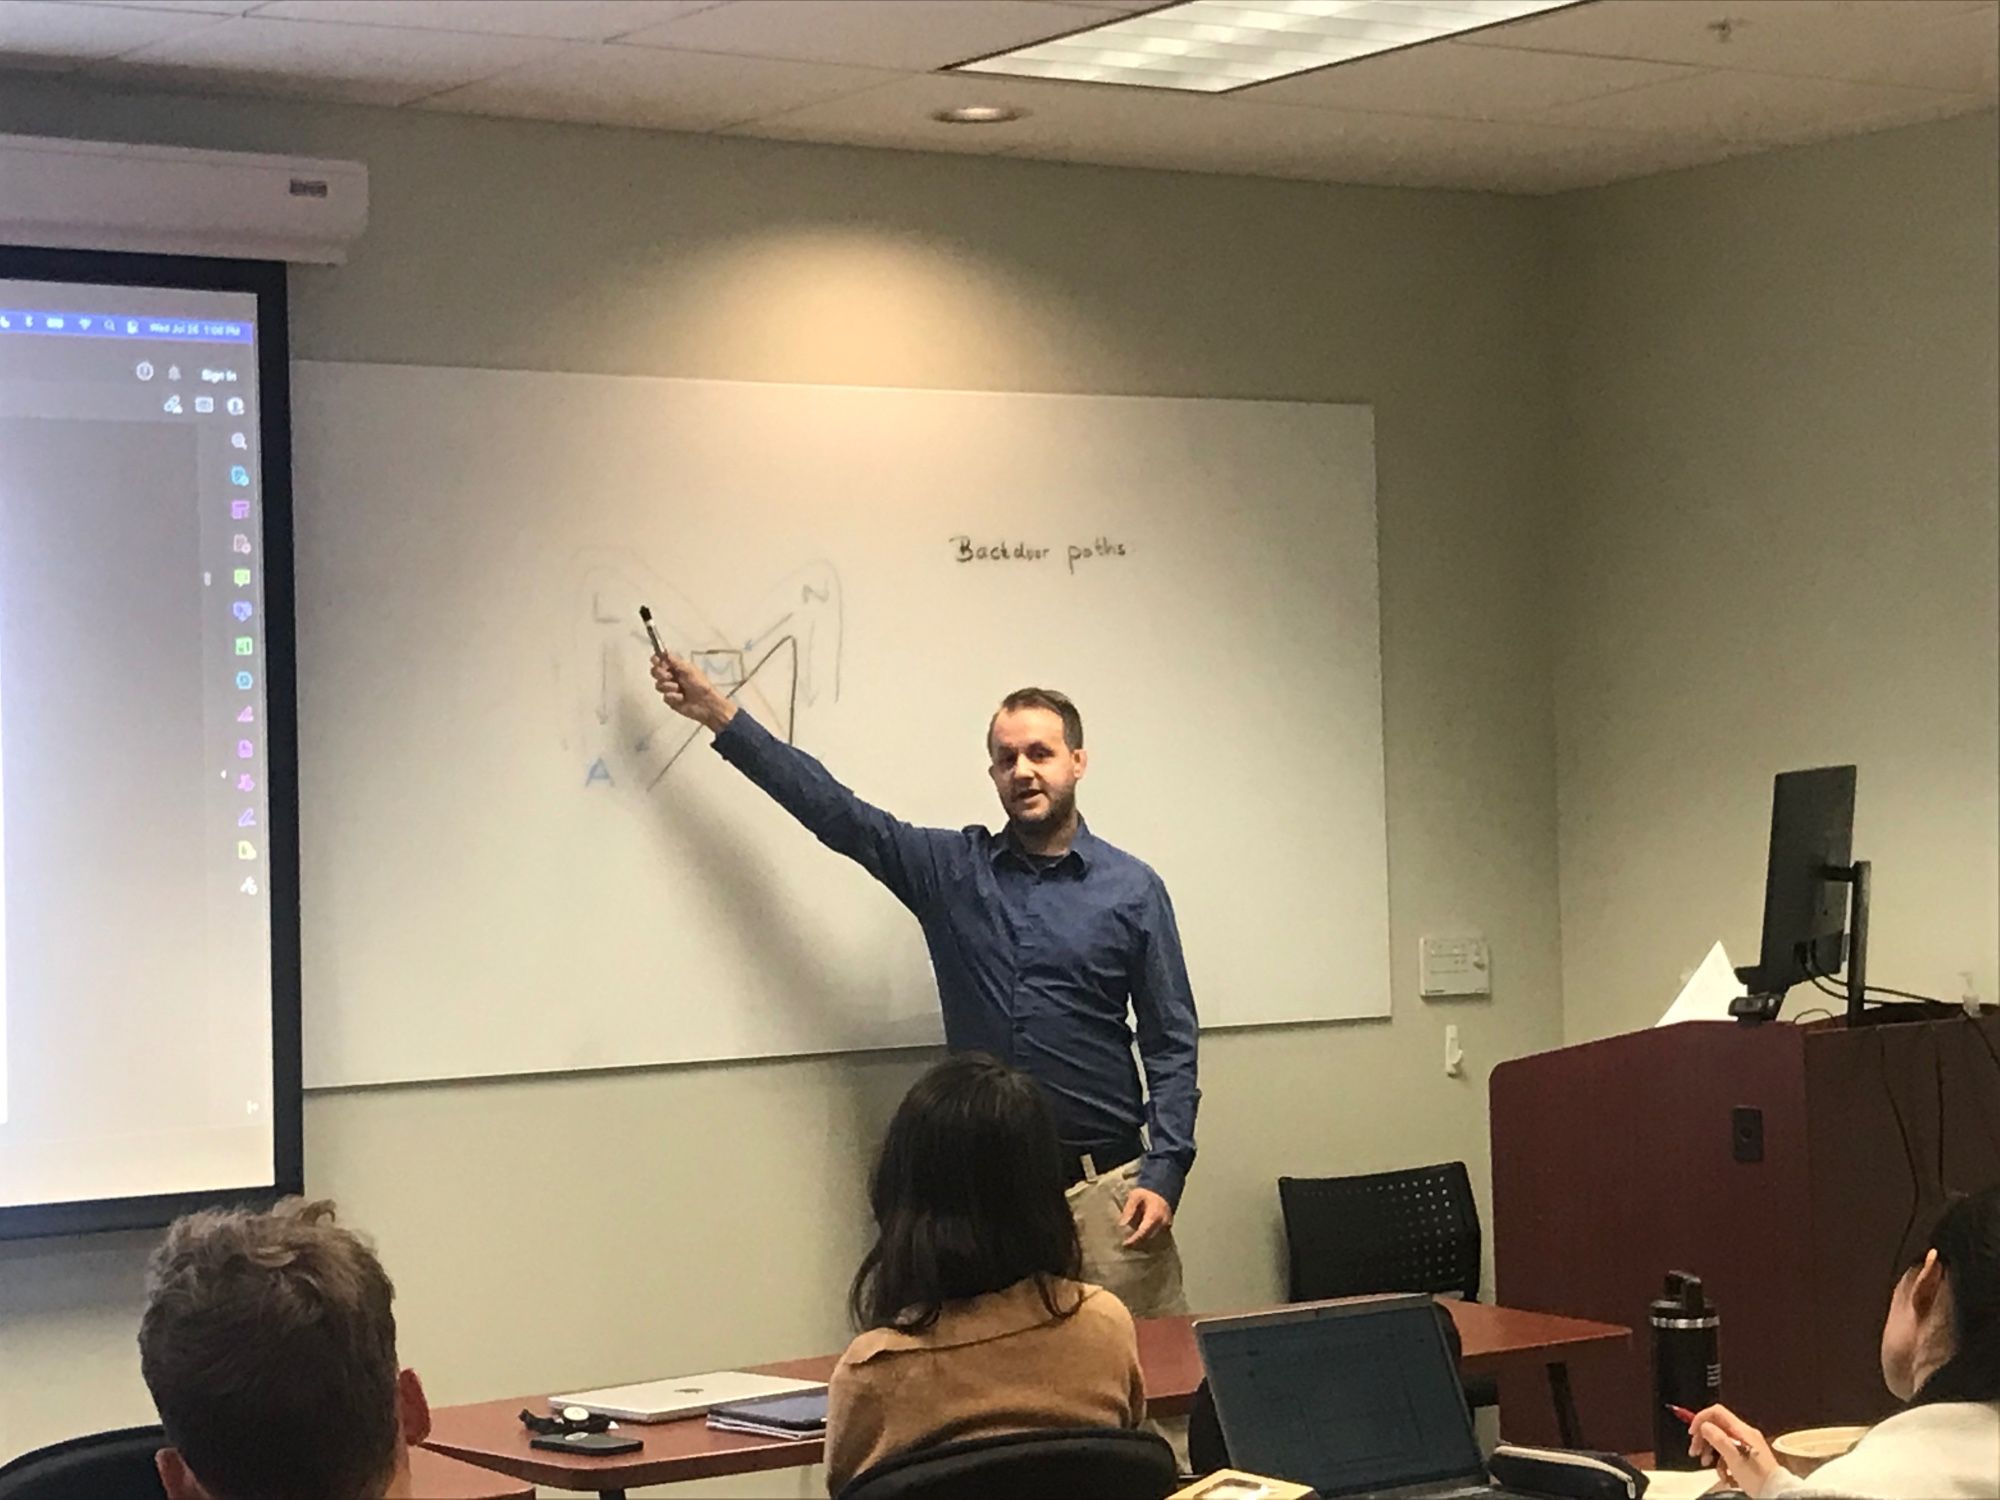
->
[1550, 112, 2000, 1043]
[0, 81, 1567, 1481]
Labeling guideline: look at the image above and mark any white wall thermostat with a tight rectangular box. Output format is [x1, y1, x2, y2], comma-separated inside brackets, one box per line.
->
[1420, 934, 1491, 998]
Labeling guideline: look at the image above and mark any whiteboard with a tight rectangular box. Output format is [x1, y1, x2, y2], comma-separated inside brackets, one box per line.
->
[292, 364, 1388, 1088]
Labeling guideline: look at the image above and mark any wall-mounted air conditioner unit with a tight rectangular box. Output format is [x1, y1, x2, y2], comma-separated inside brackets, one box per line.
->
[0, 133, 368, 264]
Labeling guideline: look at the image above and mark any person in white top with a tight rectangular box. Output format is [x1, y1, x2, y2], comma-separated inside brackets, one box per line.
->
[1686, 1182, 2000, 1500]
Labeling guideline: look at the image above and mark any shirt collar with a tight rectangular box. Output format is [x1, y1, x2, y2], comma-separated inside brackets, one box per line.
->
[993, 817, 1096, 872]
[845, 1278, 1093, 1362]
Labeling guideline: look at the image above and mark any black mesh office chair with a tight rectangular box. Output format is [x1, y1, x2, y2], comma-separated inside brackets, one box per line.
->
[0, 1426, 166, 1500]
[1277, 1161, 1497, 1409]
[835, 1427, 1177, 1500]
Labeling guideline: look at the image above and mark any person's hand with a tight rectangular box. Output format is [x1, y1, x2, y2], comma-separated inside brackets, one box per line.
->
[650, 651, 736, 733]
[1118, 1187, 1173, 1248]
[1688, 1405, 1779, 1496]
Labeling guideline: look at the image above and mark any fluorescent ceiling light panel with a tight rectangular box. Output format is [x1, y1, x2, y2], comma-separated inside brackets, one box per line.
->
[950, 0, 1582, 94]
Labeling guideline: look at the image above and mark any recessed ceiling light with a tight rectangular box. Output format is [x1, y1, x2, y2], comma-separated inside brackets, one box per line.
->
[931, 104, 1028, 124]
[948, 0, 1583, 95]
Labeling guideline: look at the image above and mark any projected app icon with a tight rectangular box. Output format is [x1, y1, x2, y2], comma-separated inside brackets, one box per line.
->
[168, 365, 181, 381]
[232, 534, 252, 554]
[237, 808, 257, 828]
[234, 671, 253, 690]
[240, 877, 258, 896]
[236, 740, 255, 759]
[135, 361, 154, 381]
[230, 433, 247, 450]
[237, 841, 257, 861]
[227, 397, 245, 416]
[236, 705, 254, 723]
[232, 600, 253, 621]
[237, 774, 256, 792]
[230, 466, 249, 486]
[234, 637, 254, 656]
[230, 500, 251, 520]
[195, 397, 214, 414]
[162, 395, 183, 415]
[233, 567, 251, 587]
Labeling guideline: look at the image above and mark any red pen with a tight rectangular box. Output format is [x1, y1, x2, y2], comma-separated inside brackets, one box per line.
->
[1670, 1404, 1754, 1457]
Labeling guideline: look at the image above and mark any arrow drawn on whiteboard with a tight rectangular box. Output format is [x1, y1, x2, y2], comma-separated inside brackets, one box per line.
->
[647, 634, 800, 789]
[564, 557, 841, 792]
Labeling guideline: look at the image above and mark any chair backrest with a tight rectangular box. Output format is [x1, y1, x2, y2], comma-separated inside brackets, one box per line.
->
[1277, 1160, 1481, 1303]
[835, 1426, 1177, 1500]
[0, 1426, 166, 1500]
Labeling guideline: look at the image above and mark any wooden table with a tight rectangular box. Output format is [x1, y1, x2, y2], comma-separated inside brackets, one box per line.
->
[409, 1445, 536, 1497]
[426, 1300, 1628, 1498]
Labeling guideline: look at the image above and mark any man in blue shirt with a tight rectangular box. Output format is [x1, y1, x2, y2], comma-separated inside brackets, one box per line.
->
[651, 654, 1198, 1317]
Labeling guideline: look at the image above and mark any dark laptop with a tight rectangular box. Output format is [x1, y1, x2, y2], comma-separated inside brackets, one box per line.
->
[1194, 1294, 1538, 1500]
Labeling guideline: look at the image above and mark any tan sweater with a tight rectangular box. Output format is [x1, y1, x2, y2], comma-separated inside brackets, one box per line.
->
[823, 1277, 1147, 1495]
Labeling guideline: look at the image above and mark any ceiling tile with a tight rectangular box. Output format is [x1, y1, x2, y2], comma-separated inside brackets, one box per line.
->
[0, 0, 223, 73]
[250, 1, 722, 43]
[1865, 4, 1999, 97]
[1461, 0, 1997, 88]
[1243, 37, 1698, 119]
[1532, 67, 1981, 143]
[87, 15, 570, 106]
[617, 1, 1111, 72]
[732, 68, 1718, 192]
[64, 0, 260, 12]
[421, 43, 904, 131]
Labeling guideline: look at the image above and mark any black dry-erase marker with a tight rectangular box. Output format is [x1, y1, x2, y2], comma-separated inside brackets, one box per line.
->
[639, 604, 667, 658]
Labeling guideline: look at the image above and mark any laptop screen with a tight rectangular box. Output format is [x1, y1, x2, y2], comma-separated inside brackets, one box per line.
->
[1197, 1297, 1485, 1497]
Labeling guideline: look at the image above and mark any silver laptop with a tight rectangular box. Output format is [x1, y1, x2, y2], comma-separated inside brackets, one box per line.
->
[1194, 1294, 1534, 1500]
[549, 1369, 826, 1424]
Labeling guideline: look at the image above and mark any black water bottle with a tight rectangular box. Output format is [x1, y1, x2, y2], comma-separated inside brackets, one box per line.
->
[1650, 1270, 1721, 1470]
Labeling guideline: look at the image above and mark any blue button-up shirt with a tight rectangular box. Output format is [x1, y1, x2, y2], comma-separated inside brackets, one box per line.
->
[713, 710, 1200, 1207]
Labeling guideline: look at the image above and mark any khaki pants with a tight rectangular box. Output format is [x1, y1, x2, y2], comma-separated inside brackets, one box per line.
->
[1065, 1156, 1189, 1320]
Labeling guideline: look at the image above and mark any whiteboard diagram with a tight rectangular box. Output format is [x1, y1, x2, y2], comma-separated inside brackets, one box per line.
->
[564, 557, 842, 792]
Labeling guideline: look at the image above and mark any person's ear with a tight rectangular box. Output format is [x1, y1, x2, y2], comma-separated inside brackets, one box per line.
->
[1073, 746, 1088, 779]
[1909, 1249, 1945, 1320]
[156, 1447, 211, 1500]
[398, 1368, 432, 1446]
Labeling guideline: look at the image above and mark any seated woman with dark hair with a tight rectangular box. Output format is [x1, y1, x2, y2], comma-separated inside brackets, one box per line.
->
[824, 1054, 1147, 1494]
[1688, 1182, 2000, 1499]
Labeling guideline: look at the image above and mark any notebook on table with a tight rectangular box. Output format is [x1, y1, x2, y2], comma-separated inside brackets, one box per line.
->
[706, 1388, 831, 1441]
[551, 1370, 826, 1424]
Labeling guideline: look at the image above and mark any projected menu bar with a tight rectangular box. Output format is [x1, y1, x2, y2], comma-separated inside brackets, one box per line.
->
[0, 309, 254, 344]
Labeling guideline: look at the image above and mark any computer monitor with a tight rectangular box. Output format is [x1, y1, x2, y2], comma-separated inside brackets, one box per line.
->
[1732, 765, 1860, 1024]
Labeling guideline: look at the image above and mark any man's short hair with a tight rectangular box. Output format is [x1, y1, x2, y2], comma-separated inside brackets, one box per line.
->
[991, 687, 1084, 752]
[139, 1199, 401, 1500]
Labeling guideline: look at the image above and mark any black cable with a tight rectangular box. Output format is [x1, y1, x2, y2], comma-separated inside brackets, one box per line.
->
[1801, 950, 1854, 1007]
[1934, 1028, 1946, 1196]
[1791, 1006, 1834, 1024]
[1878, 1027, 1924, 1287]
[1864, 983, 1952, 1005]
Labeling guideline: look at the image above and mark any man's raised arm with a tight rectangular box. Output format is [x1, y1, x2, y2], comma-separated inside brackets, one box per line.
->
[651, 651, 947, 912]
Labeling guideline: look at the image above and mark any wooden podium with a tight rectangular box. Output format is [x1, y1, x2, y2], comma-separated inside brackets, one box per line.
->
[1490, 1012, 2000, 1454]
